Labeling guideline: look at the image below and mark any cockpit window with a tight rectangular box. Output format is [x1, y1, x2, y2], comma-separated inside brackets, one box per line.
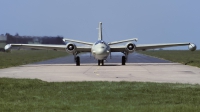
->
[95, 40, 106, 45]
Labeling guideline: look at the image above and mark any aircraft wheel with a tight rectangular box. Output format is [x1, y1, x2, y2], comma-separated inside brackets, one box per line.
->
[98, 60, 101, 66]
[101, 60, 104, 66]
[122, 56, 126, 65]
[76, 56, 80, 66]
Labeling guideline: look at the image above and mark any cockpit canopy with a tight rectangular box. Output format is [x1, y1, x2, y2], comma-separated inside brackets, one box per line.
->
[95, 40, 106, 45]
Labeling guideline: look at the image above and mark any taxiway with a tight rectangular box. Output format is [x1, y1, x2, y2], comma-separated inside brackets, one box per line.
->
[0, 53, 200, 84]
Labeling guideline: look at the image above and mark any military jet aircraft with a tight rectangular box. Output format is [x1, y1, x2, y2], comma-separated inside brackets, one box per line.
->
[4, 22, 197, 66]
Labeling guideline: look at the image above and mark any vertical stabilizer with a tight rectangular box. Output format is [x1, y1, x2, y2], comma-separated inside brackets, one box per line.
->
[98, 22, 102, 40]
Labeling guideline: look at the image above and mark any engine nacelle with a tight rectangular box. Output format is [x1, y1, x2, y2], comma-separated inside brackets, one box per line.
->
[66, 43, 77, 54]
[188, 43, 197, 51]
[126, 43, 136, 53]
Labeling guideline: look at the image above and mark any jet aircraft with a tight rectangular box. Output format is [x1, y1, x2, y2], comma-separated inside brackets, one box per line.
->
[4, 22, 197, 66]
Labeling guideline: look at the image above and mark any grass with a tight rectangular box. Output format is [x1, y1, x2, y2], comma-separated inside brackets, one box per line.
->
[0, 50, 68, 69]
[138, 50, 200, 68]
[0, 78, 200, 112]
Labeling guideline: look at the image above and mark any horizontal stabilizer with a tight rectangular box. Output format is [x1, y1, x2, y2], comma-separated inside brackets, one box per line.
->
[63, 38, 93, 45]
[108, 38, 138, 45]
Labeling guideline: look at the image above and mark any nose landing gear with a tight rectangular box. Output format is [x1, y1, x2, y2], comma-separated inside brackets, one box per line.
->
[98, 60, 104, 66]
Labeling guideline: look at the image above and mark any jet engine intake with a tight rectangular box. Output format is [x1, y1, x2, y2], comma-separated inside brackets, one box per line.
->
[188, 43, 197, 51]
[126, 43, 136, 53]
[66, 43, 77, 53]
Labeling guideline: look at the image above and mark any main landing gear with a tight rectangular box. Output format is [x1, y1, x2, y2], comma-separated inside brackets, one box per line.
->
[75, 56, 80, 66]
[121, 52, 128, 65]
[98, 60, 104, 66]
[122, 56, 126, 65]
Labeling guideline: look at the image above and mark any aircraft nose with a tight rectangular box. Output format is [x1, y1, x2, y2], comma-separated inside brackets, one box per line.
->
[95, 45, 107, 54]
[96, 48, 106, 54]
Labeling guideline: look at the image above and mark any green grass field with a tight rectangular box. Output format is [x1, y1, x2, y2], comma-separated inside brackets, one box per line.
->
[0, 50, 68, 69]
[0, 78, 200, 112]
[139, 50, 200, 68]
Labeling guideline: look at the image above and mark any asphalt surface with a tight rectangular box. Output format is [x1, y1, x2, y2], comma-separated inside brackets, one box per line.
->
[33, 52, 171, 65]
[1, 52, 200, 84]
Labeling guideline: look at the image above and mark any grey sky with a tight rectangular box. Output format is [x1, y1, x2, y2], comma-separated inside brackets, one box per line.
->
[0, 0, 199, 49]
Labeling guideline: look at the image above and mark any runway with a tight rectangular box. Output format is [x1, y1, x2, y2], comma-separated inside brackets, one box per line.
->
[33, 52, 171, 64]
[0, 52, 200, 84]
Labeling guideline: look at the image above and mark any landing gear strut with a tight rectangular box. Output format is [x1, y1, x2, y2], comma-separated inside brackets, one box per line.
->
[98, 60, 101, 66]
[98, 60, 104, 66]
[122, 52, 128, 65]
[101, 60, 104, 66]
[122, 56, 126, 65]
[75, 56, 80, 66]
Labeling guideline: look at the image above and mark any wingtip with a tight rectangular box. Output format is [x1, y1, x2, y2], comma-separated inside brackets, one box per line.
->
[4, 44, 12, 51]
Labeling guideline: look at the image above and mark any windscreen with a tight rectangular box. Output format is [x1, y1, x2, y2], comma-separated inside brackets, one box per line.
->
[95, 40, 106, 45]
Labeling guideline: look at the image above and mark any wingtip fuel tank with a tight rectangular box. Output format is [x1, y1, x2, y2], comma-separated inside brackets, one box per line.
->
[188, 43, 197, 51]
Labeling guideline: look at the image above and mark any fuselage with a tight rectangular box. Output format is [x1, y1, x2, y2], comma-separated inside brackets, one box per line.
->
[91, 40, 110, 60]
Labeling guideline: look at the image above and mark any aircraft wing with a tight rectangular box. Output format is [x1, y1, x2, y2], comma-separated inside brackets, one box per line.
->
[76, 46, 91, 52]
[4, 44, 67, 51]
[135, 43, 190, 51]
[110, 43, 191, 52]
[4, 44, 92, 52]
[110, 45, 126, 52]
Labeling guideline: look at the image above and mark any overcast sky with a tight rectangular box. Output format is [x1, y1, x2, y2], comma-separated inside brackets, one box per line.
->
[0, 0, 199, 49]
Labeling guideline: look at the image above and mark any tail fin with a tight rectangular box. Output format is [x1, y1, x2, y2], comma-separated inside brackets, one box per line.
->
[98, 22, 102, 40]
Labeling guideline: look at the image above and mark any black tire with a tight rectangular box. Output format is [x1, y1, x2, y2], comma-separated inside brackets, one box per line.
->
[101, 60, 104, 66]
[76, 56, 80, 66]
[98, 60, 101, 66]
[122, 56, 126, 65]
